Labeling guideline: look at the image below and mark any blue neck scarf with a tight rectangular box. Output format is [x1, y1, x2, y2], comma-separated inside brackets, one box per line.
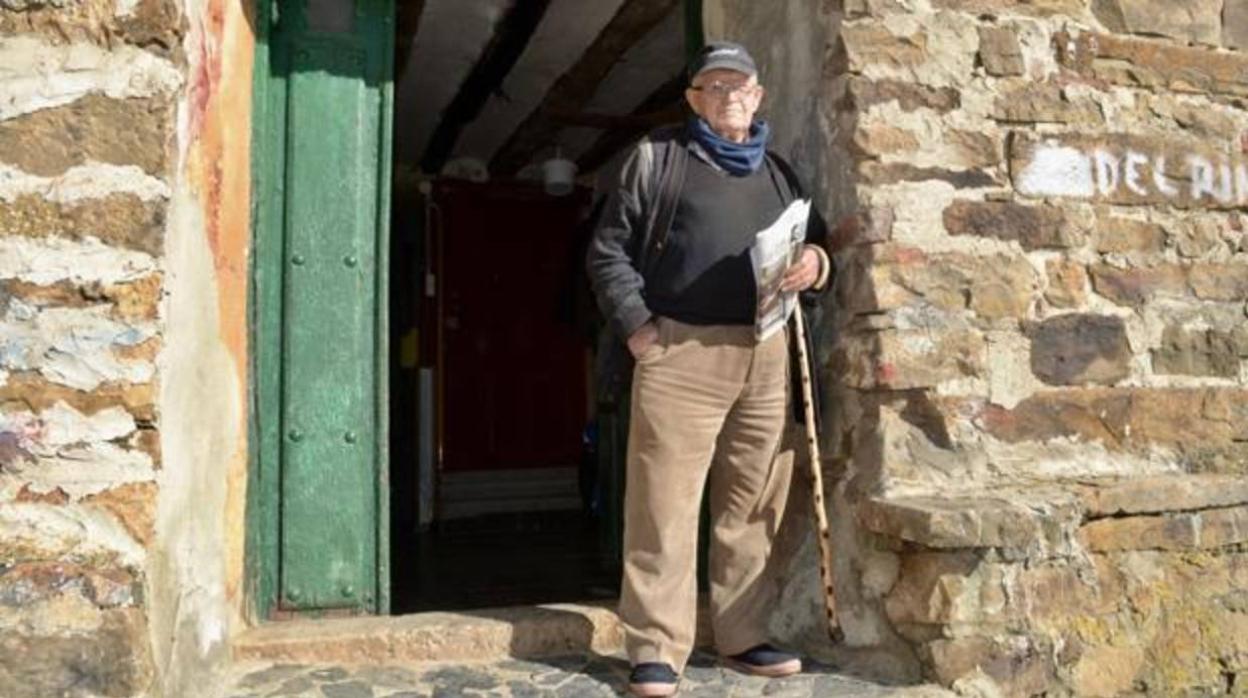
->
[690, 117, 770, 176]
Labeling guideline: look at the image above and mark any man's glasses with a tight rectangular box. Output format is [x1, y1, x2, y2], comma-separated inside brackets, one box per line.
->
[689, 81, 759, 99]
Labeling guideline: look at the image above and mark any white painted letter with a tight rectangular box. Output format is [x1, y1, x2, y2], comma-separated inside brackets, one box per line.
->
[1094, 149, 1120, 196]
[1189, 154, 1216, 201]
[1154, 156, 1179, 197]
[1235, 164, 1248, 205]
[1217, 161, 1235, 203]
[1123, 151, 1149, 196]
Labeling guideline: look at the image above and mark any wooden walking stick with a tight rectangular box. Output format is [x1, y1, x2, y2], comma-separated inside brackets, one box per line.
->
[791, 306, 842, 640]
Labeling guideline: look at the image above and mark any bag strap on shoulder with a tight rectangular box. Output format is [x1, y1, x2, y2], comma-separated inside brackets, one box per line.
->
[640, 130, 689, 274]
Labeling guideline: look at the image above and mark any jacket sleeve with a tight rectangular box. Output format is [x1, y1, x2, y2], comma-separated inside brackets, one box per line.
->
[586, 141, 654, 339]
[803, 206, 834, 294]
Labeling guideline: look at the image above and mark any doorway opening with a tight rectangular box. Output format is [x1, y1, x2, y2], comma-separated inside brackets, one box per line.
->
[387, 1, 700, 613]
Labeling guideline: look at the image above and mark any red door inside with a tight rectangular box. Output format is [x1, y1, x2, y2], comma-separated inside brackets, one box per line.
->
[433, 181, 590, 473]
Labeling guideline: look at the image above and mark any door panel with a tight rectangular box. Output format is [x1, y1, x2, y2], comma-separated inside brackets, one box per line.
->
[260, 0, 392, 613]
[436, 182, 589, 473]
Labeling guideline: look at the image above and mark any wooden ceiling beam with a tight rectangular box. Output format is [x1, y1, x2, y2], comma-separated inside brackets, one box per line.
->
[489, 0, 682, 177]
[576, 73, 687, 174]
[419, 0, 554, 174]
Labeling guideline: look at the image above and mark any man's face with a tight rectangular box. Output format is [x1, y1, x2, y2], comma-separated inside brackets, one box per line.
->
[685, 68, 764, 140]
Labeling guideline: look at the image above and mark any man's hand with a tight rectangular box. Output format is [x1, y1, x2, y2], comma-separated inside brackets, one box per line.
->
[781, 246, 822, 292]
[627, 320, 660, 359]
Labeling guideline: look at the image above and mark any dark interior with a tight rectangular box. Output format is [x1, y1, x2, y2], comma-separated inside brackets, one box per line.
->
[386, 1, 698, 613]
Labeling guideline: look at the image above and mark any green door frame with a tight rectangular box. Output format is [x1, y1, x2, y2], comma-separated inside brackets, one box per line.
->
[245, 0, 394, 621]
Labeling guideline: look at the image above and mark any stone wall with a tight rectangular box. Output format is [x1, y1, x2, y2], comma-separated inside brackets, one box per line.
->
[0, 0, 250, 693]
[0, 2, 182, 690]
[811, 0, 1248, 695]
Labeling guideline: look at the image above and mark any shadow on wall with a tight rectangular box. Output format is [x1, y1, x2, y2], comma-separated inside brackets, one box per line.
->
[727, 1, 915, 684]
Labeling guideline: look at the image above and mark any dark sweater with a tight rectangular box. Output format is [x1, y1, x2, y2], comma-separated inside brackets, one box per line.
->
[646, 155, 787, 325]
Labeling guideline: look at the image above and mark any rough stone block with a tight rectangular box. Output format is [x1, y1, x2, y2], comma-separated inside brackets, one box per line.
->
[0, 95, 171, 178]
[0, 561, 138, 609]
[977, 25, 1025, 76]
[930, 0, 1089, 16]
[1058, 30, 1248, 97]
[857, 162, 1000, 189]
[979, 388, 1248, 451]
[0, 0, 183, 55]
[841, 23, 928, 74]
[1010, 132, 1248, 210]
[943, 200, 1074, 250]
[0, 371, 155, 422]
[1070, 645, 1145, 698]
[1154, 97, 1242, 140]
[1088, 264, 1188, 307]
[842, 246, 1037, 320]
[852, 124, 920, 158]
[947, 130, 1002, 170]
[83, 482, 157, 547]
[1094, 215, 1166, 254]
[881, 551, 985, 627]
[1091, 0, 1222, 46]
[1044, 259, 1088, 308]
[1188, 262, 1248, 301]
[0, 194, 165, 255]
[840, 327, 986, 390]
[1226, 0, 1248, 50]
[1175, 218, 1226, 258]
[1076, 474, 1248, 516]
[1029, 314, 1131, 386]
[858, 494, 1077, 549]
[847, 78, 961, 113]
[1078, 506, 1248, 551]
[926, 636, 1056, 697]
[1015, 563, 1117, 621]
[0, 607, 152, 698]
[1153, 325, 1248, 378]
[992, 83, 1103, 124]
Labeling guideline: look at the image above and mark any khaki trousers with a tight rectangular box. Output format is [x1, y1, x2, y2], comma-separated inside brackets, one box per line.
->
[619, 317, 792, 672]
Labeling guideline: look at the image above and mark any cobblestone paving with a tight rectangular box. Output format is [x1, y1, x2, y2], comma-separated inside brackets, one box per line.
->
[225, 650, 951, 697]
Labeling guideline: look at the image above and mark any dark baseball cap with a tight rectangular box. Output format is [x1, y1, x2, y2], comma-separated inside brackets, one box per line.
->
[688, 41, 758, 80]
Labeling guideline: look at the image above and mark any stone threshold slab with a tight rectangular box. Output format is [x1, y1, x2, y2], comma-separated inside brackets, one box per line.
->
[232, 602, 629, 665]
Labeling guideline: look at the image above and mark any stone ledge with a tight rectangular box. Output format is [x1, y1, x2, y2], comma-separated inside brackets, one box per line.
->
[1073, 473, 1248, 517]
[232, 603, 628, 665]
[859, 474, 1248, 551]
[1078, 505, 1248, 551]
[857, 492, 1080, 550]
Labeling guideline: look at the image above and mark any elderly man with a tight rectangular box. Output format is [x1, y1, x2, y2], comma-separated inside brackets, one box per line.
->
[587, 41, 831, 697]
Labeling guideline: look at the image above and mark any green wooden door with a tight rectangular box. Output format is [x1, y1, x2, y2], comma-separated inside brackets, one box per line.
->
[250, 0, 393, 616]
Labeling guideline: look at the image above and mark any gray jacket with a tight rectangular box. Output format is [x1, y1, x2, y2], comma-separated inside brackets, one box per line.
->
[586, 125, 828, 340]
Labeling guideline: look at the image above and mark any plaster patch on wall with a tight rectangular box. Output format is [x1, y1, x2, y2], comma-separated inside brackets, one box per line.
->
[35, 402, 137, 445]
[1, 442, 155, 500]
[0, 163, 172, 204]
[1016, 142, 1096, 197]
[1, 305, 157, 391]
[0, 501, 146, 567]
[0, 235, 159, 285]
[986, 330, 1040, 409]
[0, 37, 183, 121]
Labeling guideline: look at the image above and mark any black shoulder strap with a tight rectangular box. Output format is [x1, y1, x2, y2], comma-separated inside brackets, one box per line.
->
[765, 150, 805, 201]
[641, 131, 688, 273]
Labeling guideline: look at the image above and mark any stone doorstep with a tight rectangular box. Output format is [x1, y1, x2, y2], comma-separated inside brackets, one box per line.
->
[231, 602, 625, 665]
[231, 601, 713, 665]
[859, 474, 1248, 550]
